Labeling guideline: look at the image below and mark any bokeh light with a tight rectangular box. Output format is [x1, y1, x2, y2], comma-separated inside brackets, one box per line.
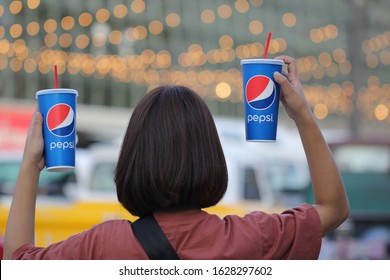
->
[216, 82, 232, 99]
[166, 13, 181, 28]
[10, 1, 23, 15]
[26, 22, 40, 36]
[44, 19, 57, 33]
[201, 10, 215, 24]
[9, 24, 23, 38]
[27, 0, 40, 10]
[113, 4, 128, 19]
[61, 16, 75, 31]
[249, 20, 263, 35]
[96, 8, 110, 23]
[149, 21, 163, 35]
[375, 104, 388, 121]
[131, 0, 145, 14]
[282, 13, 297, 27]
[79, 13, 93, 27]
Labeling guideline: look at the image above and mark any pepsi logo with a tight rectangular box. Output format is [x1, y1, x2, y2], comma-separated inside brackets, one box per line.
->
[245, 75, 276, 110]
[46, 104, 75, 137]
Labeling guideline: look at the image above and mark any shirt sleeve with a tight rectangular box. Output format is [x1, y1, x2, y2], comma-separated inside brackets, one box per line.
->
[10, 220, 134, 260]
[11, 231, 83, 260]
[245, 203, 322, 259]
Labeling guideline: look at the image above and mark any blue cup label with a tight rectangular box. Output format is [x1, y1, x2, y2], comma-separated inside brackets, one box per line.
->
[246, 75, 277, 111]
[36, 89, 78, 171]
[241, 60, 283, 142]
[46, 103, 75, 137]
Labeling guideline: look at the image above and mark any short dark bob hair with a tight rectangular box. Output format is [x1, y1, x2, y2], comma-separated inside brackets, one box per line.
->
[115, 85, 228, 217]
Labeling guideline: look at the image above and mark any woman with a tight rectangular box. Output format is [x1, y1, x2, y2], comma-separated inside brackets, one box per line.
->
[4, 56, 349, 259]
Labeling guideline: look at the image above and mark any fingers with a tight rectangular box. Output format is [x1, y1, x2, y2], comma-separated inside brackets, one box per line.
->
[274, 55, 298, 79]
[273, 71, 287, 86]
[274, 71, 294, 100]
[30, 111, 43, 136]
[275, 55, 294, 64]
[33, 111, 43, 124]
[25, 111, 43, 151]
[274, 71, 292, 90]
[23, 111, 45, 168]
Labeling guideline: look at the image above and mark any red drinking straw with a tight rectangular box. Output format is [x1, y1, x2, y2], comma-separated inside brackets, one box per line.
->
[263, 32, 272, 59]
[54, 65, 58, 88]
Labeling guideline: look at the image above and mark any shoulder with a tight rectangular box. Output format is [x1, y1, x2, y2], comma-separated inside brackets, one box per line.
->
[11, 220, 133, 260]
[90, 219, 131, 231]
[240, 203, 321, 233]
[238, 203, 320, 224]
[78, 219, 132, 244]
[222, 204, 322, 259]
[214, 204, 319, 230]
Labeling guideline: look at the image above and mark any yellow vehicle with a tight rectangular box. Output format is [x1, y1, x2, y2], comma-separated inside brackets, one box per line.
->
[0, 119, 309, 249]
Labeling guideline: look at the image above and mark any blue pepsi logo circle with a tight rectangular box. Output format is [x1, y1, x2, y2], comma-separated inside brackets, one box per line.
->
[46, 104, 75, 137]
[245, 75, 276, 110]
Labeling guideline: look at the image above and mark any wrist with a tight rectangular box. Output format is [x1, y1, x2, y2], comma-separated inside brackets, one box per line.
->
[294, 109, 316, 128]
[19, 160, 42, 178]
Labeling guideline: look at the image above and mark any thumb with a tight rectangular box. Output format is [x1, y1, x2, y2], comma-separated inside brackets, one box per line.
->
[23, 111, 45, 169]
[274, 71, 288, 87]
[30, 111, 43, 137]
[25, 111, 44, 151]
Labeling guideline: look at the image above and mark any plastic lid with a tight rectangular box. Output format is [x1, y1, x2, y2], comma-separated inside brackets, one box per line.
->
[240, 59, 284, 65]
[36, 88, 78, 98]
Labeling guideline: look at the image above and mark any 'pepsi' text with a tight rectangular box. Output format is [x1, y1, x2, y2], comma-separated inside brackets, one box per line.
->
[247, 114, 274, 124]
[50, 140, 75, 151]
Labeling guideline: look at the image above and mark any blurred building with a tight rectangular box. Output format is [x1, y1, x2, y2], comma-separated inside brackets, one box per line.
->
[0, 0, 389, 127]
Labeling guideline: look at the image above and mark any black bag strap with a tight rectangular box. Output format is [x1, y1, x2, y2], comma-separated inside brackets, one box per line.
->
[131, 215, 180, 260]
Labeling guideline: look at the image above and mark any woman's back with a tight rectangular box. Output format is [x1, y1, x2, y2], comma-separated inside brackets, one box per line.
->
[12, 206, 321, 260]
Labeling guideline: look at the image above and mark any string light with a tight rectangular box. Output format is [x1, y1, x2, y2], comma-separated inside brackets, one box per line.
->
[26, 22, 40, 36]
[0, 1, 389, 124]
[216, 82, 232, 99]
[282, 12, 297, 28]
[131, 0, 145, 14]
[79, 13, 93, 27]
[96, 8, 110, 23]
[235, 0, 250, 13]
[27, 0, 40, 10]
[61, 16, 75, 31]
[310, 24, 338, 43]
[9, 24, 23, 38]
[10, 1, 23, 15]
[148, 20, 163, 35]
[218, 4, 233, 19]
[248, 20, 263, 35]
[201, 9, 215, 24]
[166, 13, 180, 28]
[113, 4, 128, 19]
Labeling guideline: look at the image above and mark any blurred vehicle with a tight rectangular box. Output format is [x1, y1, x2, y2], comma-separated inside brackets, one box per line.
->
[305, 137, 390, 258]
[0, 148, 133, 251]
[0, 235, 3, 259]
[216, 117, 310, 207]
[0, 118, 309, 253]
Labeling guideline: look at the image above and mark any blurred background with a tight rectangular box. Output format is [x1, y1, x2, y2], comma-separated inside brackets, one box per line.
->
[0, 0, 390, 259]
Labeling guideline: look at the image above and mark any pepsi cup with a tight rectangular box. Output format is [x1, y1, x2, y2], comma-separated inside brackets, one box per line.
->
[36, 88, 78, 172]
[241, 59, 284, 141]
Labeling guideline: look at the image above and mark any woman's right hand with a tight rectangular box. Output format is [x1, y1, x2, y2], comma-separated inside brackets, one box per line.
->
[4, 110, 46, 259]
[22, 110, 45, 171]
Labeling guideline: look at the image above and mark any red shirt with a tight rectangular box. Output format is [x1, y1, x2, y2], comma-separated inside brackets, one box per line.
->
[12, 204, 322, 260]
